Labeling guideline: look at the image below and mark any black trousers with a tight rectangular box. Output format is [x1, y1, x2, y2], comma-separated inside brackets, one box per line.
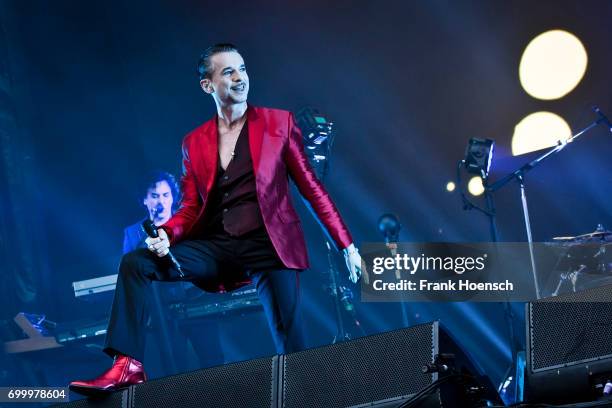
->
[103, 227, 305, 363]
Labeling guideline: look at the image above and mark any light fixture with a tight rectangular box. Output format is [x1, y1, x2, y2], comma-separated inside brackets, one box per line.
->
[464, 137, 495, 178]
[377, 213, 401, 243]
[295, 107, 335, 180]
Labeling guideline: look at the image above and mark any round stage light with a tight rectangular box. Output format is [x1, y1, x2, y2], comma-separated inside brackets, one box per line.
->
[519, 30, 587, 100]
[446, 181, 456, 192]
[467, 176, 484, 196]
[511, 111, 572, 156]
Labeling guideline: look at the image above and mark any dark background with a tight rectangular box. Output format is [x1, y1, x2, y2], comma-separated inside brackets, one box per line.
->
[0, 0, 610, 394]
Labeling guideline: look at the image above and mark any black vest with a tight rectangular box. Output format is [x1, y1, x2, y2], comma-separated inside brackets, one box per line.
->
[201, 121, 265, 236]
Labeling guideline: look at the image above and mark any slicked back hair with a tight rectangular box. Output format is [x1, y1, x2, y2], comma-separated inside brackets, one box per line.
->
[197, 43, 239, 81]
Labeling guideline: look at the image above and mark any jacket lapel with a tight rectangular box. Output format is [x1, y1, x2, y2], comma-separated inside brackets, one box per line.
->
[247, 106, 263, 176]
[200, 106, 261, 195]
[200, 117, 218, 194]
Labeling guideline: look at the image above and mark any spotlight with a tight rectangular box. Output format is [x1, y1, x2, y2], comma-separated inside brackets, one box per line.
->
[519, 29, 588, 100]
[511, 111, 571, 156]
[464, 137, 495, 178]
[468, 176, 485, 196]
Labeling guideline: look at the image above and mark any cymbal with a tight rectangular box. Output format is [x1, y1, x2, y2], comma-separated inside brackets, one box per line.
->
[551, 236, 578, 242]
[552, 230, 612, 242]
[574, 230, 612, 239]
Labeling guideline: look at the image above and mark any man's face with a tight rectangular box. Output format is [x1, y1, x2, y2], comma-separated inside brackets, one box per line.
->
[143, 180, 173, 221]
[200, 51, 249, 105]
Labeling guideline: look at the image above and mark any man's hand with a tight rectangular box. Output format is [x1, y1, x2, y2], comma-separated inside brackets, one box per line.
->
[145, 228, 170, 257]
[343, 243, 364, 284]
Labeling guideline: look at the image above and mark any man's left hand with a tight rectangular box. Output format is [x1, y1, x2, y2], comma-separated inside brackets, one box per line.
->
[343, 243, 363, 284]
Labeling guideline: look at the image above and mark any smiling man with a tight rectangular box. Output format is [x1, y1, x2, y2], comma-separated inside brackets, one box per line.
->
[69, 43, 362, 396]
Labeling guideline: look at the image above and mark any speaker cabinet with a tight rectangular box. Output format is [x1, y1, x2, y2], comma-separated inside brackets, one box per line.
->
[525, 284, 612, 403]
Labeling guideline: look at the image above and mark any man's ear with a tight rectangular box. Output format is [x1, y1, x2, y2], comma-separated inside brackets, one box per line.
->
[200, 78, 213, 94]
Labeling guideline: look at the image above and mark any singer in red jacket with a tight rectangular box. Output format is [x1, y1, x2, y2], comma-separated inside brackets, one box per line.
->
[162, 105, 352, 283]
[70, 43, 362, 396]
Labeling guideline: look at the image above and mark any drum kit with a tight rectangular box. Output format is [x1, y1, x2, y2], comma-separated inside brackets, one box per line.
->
[545, 224, 612, 296]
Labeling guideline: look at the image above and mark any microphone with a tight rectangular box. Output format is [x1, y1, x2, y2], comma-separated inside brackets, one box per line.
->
[593, 106, 612, 133]
[151, 204, 165, 219]
[141, 219, 184, 278]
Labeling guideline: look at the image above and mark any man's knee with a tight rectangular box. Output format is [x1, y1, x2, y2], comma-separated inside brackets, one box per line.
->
[119, 248, 152, 275]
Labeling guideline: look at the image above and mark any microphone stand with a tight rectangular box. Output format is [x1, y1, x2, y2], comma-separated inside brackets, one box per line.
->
[487, 106, 610, 299]
[386, 241, 411, 328]
[326, 240, 348, 343]
[296, 108, 364, 343]
[458, 107, 610, 403]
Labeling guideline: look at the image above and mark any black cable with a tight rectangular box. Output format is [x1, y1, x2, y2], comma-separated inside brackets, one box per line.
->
[396, 373, 467, 408]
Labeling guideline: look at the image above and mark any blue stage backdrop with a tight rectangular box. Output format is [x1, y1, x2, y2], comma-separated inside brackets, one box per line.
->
[0, 0, 610, 391]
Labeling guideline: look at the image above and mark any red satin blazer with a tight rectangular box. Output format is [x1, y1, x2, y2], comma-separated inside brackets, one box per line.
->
[162, 106, 352, 276]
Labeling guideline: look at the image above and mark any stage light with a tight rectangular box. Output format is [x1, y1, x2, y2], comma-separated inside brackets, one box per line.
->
[297, 107, 333, 149]
[464, 138, 495, 178]
[511, 111, 572, 156]
[519, 30, 587, 100]
[446, 181, 456, 192]
[377, 213, 401, 243]
[295, 107, 335, 180]
[468, 176, 484, 196]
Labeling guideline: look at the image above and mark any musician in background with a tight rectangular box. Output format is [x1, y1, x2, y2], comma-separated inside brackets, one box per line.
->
[124, 171, 224, 371]
[123, 171, 177, 253]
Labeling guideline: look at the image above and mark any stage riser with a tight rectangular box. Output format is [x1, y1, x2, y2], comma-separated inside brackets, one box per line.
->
[56, 321, 494, 408]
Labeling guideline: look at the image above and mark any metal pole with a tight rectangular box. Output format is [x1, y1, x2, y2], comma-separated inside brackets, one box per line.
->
[327, 240, 346, 343]
[484, 181, 499, 242]
[389, 245, 410, 328]
[517, 174, 541, 299]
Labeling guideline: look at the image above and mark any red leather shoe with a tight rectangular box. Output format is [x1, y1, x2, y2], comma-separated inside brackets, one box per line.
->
[69, 354, 147, 396]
